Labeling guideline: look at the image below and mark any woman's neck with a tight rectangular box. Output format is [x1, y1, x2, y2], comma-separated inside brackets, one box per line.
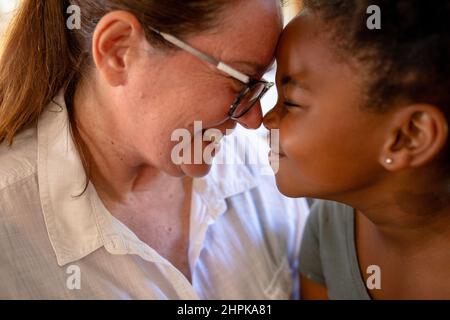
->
[72, 81, 183, 207]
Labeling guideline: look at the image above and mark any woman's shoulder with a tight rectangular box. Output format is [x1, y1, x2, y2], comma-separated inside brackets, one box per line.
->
[0, 125, 38, 192]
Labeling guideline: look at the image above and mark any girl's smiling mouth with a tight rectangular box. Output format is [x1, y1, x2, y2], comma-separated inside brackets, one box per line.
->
[269, 149, 286, 161]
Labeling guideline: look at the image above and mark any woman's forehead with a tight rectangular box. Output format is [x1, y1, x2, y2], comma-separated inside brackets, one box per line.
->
[213, 0, 282, 62]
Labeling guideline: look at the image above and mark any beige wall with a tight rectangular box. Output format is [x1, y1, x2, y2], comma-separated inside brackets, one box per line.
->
[0, 0, 19, 40]
[0, 14, 11, 44]
[283, 0, 303, 25]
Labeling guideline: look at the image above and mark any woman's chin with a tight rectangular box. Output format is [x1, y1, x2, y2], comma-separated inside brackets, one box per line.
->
[180, 163, 213, 178]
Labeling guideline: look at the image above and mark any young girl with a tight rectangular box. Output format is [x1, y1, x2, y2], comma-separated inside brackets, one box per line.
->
[264, 0, 450, 299]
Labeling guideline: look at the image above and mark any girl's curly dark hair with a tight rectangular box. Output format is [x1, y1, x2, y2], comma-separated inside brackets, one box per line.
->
[304, 0, 450, 160]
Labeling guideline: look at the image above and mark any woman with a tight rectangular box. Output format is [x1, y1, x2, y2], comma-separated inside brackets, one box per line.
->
[264, 0, 450, 299]
[0, 0, 309, 299]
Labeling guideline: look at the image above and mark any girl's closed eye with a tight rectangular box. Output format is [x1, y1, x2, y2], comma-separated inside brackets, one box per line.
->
[283, 100, 298, 108]
[283, 99, 307, 110]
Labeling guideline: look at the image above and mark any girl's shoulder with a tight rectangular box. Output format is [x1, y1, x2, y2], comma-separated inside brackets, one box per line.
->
[307, 199, 354, 232]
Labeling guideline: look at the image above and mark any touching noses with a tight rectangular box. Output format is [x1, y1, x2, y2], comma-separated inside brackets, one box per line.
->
[235, 101, 264, 129]
[263, 104, 281, 131]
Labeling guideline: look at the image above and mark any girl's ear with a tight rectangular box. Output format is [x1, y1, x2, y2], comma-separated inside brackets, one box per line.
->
[379, 104, 448, 171]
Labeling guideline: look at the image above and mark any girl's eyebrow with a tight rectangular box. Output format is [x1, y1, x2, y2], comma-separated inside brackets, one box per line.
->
[280, 75, 310, 91]
[280, 75, 292, 85]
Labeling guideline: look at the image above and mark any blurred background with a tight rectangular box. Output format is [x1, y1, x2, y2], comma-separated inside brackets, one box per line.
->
[0, 0, 18, 36]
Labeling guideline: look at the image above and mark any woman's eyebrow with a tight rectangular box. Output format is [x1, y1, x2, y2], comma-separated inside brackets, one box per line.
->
[230, 60, 268, 76]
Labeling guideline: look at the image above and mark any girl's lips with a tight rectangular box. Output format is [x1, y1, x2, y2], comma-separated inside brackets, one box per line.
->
[268, 150, 286, 160]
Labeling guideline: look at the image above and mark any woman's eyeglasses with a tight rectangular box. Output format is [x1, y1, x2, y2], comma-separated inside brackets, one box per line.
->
[150, 27, 274, 120]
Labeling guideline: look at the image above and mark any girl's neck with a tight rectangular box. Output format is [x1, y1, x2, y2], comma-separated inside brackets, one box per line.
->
[352, 187, 450, 251]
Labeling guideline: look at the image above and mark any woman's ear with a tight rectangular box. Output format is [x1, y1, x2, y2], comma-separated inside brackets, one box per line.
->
[92, 11, 145, 86]
[379, 104, 449, 171]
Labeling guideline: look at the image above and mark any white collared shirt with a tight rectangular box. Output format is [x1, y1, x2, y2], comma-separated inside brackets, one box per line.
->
[0, 93, 309, 300]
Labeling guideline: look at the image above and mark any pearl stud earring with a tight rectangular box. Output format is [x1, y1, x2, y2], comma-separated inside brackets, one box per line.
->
[385, 158, 393, 164]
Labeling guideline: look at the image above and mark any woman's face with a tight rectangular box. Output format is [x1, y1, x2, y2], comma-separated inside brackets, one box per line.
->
[112, 0, 282, 178]
[263, 12, 389, 200]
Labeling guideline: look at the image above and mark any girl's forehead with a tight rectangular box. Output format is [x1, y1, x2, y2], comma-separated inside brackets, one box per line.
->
[278, 13, 320, 53]
[277, 12, 347, 74]
[277, 17, 326, 69]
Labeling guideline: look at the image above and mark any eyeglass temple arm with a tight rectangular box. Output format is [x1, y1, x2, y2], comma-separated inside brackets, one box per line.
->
[150, 27, 250, 84]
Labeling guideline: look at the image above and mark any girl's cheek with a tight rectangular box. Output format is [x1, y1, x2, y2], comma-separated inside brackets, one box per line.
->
[278, 118, 299, 154]
[279, 112, 300, 138]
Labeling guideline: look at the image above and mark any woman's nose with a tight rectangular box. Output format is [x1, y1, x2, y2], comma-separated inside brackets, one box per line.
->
[263, 105, 280, 130]
[236, 102, 263, 129]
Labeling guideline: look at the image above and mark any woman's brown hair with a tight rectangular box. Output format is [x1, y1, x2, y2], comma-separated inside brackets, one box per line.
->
[0, 0, 238, 146]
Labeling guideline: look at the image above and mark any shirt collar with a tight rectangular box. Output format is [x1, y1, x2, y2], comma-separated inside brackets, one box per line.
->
[192, 159, 258, 221]
[37, 92, 104, 266]
[37, 91, 258, 267]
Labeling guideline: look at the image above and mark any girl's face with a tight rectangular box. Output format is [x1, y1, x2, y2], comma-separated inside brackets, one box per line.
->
[264, 12, 389, 200]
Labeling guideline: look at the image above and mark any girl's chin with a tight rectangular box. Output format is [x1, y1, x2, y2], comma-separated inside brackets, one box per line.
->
[273, 171, 304, 198]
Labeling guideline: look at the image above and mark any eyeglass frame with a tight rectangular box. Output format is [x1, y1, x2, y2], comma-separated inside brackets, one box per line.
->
[149, 27, 275, 120]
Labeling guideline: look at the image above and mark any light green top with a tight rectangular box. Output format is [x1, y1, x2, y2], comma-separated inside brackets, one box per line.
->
[299, 200, 371, 300]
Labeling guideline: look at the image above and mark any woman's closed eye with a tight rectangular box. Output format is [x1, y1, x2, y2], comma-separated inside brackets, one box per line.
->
[228, 77, 246, 93]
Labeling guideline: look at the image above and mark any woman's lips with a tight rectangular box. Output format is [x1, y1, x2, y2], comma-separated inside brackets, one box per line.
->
[203, 130, 224, 145]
